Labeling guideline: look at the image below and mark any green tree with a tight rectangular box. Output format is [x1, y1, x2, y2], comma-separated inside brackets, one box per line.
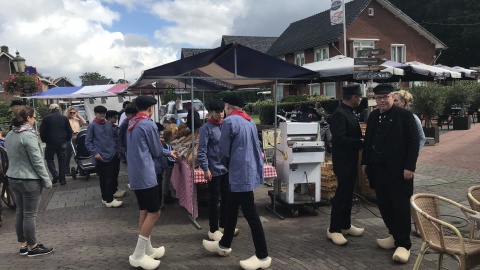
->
[79, 72, 107, 83]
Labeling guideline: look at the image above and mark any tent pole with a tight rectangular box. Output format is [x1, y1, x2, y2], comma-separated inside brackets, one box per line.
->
[188, 78, 201, 230]
[234, 45, 237, 78]
[265, 79, 284, 220]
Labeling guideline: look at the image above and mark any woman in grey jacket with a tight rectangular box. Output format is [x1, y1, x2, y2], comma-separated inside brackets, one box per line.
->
[5, 106, 53, 257]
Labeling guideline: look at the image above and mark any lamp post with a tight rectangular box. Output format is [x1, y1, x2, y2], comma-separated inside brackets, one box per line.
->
[12, 51, 26, 73]
[114, 65, 125, 81]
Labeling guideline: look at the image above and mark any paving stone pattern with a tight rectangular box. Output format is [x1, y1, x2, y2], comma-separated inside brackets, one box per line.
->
[1, 124, 480, 269]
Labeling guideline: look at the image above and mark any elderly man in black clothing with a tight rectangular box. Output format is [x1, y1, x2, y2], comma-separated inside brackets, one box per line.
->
[40, 104, 73, 185]
[361, 84, 419, 264]
[326, 84, 365, 246]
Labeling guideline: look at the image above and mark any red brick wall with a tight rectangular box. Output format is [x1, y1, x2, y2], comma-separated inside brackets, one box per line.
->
[343, 1, 436, 63]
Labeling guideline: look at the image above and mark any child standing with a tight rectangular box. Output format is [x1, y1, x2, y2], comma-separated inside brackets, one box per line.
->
[161, 130, 177, 205]
[85, 106, 122, 208]
[127, 96, 178, 269]
[106, 110, 126, 199]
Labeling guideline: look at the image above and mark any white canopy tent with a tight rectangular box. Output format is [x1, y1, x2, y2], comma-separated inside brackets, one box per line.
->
[302, 55, 405, 78]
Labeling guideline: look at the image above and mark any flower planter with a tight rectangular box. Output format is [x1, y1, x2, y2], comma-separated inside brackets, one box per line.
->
[423, 126, 440, 143]
[453, 116, 471, 130]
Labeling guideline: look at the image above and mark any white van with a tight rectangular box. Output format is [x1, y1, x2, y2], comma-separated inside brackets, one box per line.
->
[159, 99, 208, 124]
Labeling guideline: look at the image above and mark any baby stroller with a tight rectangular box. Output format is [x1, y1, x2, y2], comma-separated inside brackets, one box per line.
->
[70, 129, 96, 180]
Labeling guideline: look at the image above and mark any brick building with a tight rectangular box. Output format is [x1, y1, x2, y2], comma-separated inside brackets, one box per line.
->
[267, 0, 446, 99]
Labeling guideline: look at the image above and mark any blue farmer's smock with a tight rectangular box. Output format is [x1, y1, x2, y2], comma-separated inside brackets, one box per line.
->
[198, 121, 227, 177]
[126, 119, 163, 190]
[219, 115, 264, 192]
[85, 121, 118, 165]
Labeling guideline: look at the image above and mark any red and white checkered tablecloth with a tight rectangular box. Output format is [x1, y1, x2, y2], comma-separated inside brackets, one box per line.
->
[193, 164, 277, 183]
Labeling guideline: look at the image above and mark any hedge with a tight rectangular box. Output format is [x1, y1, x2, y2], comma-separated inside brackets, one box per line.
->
[258, 98, 368, 125]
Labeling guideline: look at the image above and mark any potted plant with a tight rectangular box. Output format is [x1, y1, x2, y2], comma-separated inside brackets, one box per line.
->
[411, 84, 448, 143]
[471, 82, 480, 123]
[446, 81, 475, 130]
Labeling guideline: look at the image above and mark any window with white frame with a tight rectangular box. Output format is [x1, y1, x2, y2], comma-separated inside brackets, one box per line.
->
[315, 46, 329, 61]
[353, 40, 375, 57]
[295, 52, 305, 66]
[323, 83, 336, 98]
[391, 44, 406, 63]
[309, 84, 320, 95]
[275, 84, 284, 101]
[0, 82, 3, 92]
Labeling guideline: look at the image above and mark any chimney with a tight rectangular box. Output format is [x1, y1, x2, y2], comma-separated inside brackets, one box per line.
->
[1, 45, 8, 53]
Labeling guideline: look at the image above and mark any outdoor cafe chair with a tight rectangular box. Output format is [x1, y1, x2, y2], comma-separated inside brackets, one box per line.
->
[467, 185, 480, 231]
[411, 193, 480, 270]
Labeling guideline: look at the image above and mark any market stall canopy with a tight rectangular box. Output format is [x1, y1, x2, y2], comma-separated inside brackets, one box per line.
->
[383, 61, 462, 81]
[301, 55, 404, 82]
[27, 83, 130, 99]
[129, 43, 318, 91]
[434, 64, 478, 79]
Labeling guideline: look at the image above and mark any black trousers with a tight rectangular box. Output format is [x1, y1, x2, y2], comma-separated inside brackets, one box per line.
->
[113, 157, 121, 192]
[219, 191, 268, 259]
[208, 173, 230, 232]
[329, 171, 357, 232]
[45, 142, 68, 182]
[95, 160, 116, 203]
[373, 164, 412, 250]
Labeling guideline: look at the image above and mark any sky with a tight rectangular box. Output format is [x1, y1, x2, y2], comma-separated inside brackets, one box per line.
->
[0, 0, 351, 85]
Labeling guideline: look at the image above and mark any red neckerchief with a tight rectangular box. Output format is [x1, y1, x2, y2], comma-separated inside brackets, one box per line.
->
[112, 123, 118, 128]
[208, 117, 223, 125]
[230, 109, 251, 121]
[93, 118, 106, 125]
[128, 112, 149, 132]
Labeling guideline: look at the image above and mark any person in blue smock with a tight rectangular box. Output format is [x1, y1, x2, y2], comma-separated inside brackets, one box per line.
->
[198, 100, 238, 242]
[85, 105, 122, 208]
[126, 95, 178, 270]
[202, 94, 272, 270]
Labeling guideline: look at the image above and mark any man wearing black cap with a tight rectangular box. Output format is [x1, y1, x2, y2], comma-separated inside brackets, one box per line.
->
[361, 84, 419, 263]
[184, 101, 203, 130]
[198, 100, 237, 242]
[127, 95, 178, 270]
[326, 84, 365, 246]
[40, 103, 73, 185]
[85, 106, 122, 208]
[202, 94, 271, 270]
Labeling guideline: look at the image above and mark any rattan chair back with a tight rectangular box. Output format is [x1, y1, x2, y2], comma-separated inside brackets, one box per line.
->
[411, 193, 480, 270]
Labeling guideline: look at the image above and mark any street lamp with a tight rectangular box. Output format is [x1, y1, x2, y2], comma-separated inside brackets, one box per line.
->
[114, 66, 125, 81]
[12, 51, 26, 73]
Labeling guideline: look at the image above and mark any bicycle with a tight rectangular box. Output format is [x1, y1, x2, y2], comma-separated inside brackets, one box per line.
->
[0, 146, 16, 210]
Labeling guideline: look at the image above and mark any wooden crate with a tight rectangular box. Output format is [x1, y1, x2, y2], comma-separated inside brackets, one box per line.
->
[355, 150, 376, 201]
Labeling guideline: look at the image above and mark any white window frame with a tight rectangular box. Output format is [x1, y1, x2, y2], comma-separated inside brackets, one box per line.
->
[391, 44, 406, 63]
[323, 82, 336, 98]
[0, 82, 3, 92]
[350, 39, 378, 57]
[295, 51, 305, 66]
[314, 46, 329, 62]
[275, 84, 284, 101]
[309, 83, 320, 95]
[278, 56, 285, 61]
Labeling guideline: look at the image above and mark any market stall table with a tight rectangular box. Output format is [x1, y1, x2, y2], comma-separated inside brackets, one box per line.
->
[171, 159, 277, 218]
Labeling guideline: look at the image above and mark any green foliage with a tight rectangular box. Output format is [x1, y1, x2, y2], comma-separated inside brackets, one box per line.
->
[471, 83, 480, 108]
[162, 89, 265, 107]
[410, 84, 449, 127]
[446, 81, 475, 108]
[280, 95, 308, 103]
[258, 99, 348, 125]
[2, 72, 41, 96]
[388, 0, 480, 68]
[0, 101, 11, 130]
[79, 72, 107, 83]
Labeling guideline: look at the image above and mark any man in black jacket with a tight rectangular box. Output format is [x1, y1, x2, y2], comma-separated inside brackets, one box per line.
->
[326, 85, 364, 246]
[361, 84, 419, 264]
[40, 104, 73, 185]
[185, 102, 202, 130]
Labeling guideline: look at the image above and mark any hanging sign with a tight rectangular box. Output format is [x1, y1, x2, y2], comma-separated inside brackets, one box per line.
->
[353, 72, 393, 80]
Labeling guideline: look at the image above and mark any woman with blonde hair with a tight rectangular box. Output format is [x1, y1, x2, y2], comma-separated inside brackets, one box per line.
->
[393, 90, 426, 149]
[5, 106, 53, 256]
[64, 106, 87, 175]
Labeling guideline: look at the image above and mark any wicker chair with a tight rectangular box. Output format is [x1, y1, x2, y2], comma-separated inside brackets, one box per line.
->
[467, 185, 480, 233]
[410, 193, 480, 270]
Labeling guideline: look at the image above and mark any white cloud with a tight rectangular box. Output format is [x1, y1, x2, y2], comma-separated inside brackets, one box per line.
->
[0, 0, 352, 86]
[0, 0, 176, 85]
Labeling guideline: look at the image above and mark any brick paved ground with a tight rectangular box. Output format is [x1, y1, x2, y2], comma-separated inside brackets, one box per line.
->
[1, 124, 480, 269]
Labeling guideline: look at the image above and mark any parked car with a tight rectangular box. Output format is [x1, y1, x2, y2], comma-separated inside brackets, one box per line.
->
[159, 99, 208, 124]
